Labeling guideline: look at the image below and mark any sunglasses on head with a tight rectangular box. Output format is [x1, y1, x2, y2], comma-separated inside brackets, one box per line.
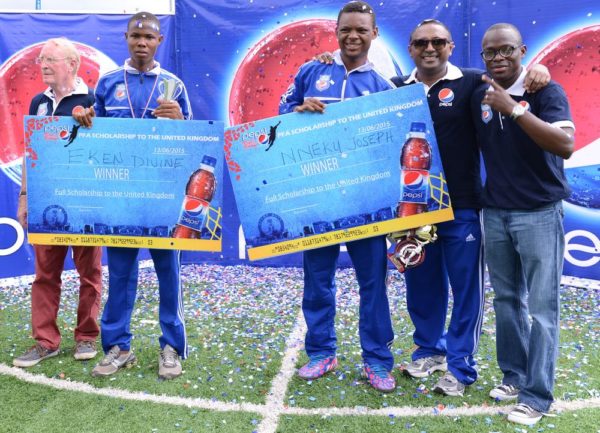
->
[411, 38, 450, 49]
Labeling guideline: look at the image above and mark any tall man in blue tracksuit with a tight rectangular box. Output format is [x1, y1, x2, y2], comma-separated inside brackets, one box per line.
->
[392, 19, 549, 397]
[74, 12, 192, 380]
[279, 1, 396, 393]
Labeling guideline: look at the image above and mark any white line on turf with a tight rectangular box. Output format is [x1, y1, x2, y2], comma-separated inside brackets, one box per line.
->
[284, 397, 600, 416]
[256, 310, 306, 433]
[1, 363, 599, 419]
[0, 363, 267, 414]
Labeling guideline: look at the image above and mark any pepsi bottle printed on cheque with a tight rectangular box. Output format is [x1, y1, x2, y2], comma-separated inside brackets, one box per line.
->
[172, 155, 217, 239]
[396, 122, 432, 218]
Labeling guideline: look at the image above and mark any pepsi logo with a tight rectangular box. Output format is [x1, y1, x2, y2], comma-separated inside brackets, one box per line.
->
[36, 103, 48, 116]
[257, 133, 269, 145]
[438, 88, 454, 103]
[403, 171, 424, 189]
[184, 197, 207, 216]
[519, 100, 530, 111]
[481, 104, 493, 123]
[59, 129, 70, 140]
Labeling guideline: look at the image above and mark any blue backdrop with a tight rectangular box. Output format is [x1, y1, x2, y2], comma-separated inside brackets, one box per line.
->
[1, 0, 598, 279]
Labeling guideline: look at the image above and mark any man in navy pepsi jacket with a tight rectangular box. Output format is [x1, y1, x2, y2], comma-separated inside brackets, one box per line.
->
[14, 37, 102, 368]
[472, 23, 573, 426]
[279, 0, 397, 393]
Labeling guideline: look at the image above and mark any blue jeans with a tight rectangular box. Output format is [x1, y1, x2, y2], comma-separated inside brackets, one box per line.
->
[483, 202, 564, 413]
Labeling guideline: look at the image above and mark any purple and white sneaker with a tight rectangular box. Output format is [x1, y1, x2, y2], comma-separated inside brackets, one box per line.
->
[297, 355, 338, 380]
[363, 363, 396, 393]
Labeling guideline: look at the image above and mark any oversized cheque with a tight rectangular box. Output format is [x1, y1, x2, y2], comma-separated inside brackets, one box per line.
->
[24, 116, 224, 251]
[225, 84, 453, 260]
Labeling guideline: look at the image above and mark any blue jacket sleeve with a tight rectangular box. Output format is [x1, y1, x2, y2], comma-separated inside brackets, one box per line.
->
[279, 65, 306, 115]
[93, 78, 107, 117]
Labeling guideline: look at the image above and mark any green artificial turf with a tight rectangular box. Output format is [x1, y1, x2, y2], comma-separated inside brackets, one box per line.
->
[0, 265, 597, 433]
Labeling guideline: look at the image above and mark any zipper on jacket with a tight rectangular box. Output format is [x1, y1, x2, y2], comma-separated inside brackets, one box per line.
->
[340, 73, 348, 101]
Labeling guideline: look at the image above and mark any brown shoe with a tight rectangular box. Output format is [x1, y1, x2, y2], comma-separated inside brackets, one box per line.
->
[158, 344, 182, 379]
[13, 343, 59, 368]
[91, 345, 136, 377]
[74, 340, 98, 360]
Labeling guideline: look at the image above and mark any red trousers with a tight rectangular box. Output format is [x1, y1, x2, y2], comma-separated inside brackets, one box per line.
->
[31, 244, 102, 350]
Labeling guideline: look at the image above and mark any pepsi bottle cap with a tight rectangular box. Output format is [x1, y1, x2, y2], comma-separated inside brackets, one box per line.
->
[201, 155, 217, 167]
[409, 122, 426, 133]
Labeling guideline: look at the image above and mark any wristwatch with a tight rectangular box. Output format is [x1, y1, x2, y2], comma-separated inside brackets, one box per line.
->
[510, 104, 527, 120]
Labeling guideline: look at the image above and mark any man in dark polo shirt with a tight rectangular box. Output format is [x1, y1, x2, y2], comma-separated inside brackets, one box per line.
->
[392, 19, 550, 398]
[472, 23, 574, 426]
[14, 37, 102, 368]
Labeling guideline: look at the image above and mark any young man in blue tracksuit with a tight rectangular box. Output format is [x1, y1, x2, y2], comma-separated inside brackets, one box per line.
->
[392, 19, 549, 396]
[75, 12, 192, 380]
[279, 0, 396, 393]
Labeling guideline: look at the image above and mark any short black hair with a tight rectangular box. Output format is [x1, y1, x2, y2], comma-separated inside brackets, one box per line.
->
[409, 18, 452, 42]
[484, 23, 523, 45]
[127, 11, 161, 32]
[337, 1, 376, 26]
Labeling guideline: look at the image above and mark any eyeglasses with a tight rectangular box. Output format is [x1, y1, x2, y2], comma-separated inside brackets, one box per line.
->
[480, 45, 522, 61]
[35, 56, 68, 65]
[411, 38, 450, 49]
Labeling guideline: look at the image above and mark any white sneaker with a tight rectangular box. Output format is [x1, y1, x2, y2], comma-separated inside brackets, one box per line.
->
[91, 345, 136, 377]
[433, 371, 466, 397]
[404, 355, 447, 378]
[158, 344, 182, 379]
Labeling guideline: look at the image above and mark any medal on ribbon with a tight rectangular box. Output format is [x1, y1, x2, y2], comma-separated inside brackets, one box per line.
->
[387, 225, 438, 272]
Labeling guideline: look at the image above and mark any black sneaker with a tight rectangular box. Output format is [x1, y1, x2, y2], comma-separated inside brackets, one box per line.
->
[508, 403, 543, 425]
[489, 383, 519, 401]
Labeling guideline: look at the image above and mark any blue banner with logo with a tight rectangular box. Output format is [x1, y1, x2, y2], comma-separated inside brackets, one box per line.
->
[0, 1, 598, 280]
[25, 116, 223, 251]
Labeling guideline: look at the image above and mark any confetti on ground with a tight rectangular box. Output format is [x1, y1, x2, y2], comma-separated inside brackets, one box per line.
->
[0, 263, 598, 412]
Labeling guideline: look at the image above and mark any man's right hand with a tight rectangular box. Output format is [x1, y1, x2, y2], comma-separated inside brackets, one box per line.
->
[293, 97, 326, 113]
[73, 106, 96, 128]
[17, 195, 27, 229]
[314, 51, 334, 64]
